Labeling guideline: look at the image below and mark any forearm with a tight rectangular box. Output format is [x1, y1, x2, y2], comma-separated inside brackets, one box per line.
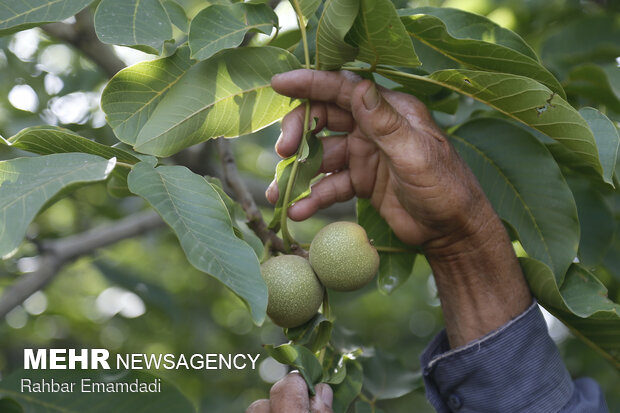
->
[424, 204, 532, 348]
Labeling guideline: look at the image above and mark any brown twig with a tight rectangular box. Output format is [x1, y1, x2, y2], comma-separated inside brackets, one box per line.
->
[0, 211, 164, 318]
[217, 138, 308, 258]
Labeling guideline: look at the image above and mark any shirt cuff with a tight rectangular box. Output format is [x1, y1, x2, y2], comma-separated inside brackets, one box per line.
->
[420, 301, 574, 413]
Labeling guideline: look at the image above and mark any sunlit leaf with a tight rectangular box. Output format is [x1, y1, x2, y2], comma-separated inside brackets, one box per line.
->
[127, 162, 267, 324]
[94, 0, 173, 54]
[0, 153, 115, 258]
[399, 7, 538, 59]
[0, 0, 93, 36]
[315, 0, 359, 70]
[4, 126, 140, 164]
[296, 0, 321, 20]
[188, 3, 277, 61]
[2, 126, 145, 198]
[347, 0, 420, 68]
[451, 118, 579, 283]
[399, 8, 565, 98]
[102, 46, 301, 157]
[379, 68, 604, 180]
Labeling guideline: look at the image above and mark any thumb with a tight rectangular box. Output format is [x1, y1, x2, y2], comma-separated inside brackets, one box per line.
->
[351, 80, 412, 152]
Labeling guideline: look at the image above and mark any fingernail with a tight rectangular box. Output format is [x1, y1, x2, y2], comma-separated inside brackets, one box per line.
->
[362, 82, 381, 110]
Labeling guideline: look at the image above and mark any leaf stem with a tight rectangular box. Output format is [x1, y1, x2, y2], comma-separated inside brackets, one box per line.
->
[291, 0, 311, 71]
[318, 288, 329, 363]
[280, 0, 313, 251]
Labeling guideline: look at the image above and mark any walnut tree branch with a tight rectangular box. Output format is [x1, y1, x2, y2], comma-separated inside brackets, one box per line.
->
[0, 211, 164, 319]
[218, 138, 308, 258]
[41, 9, 126, 79]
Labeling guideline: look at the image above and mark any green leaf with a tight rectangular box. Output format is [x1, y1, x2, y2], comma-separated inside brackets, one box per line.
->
[205, 176, 264, 258]
[0, 369, 195, 413]
[163, 0, 188, 33]
[296, 0, 321, 20]
[285, 313, 333, 353]
[579, 107, 619, 185]
[399, 7, 538, 60]
[102, 46, 301, 157]
[564, 64, 620, 114]
[331, 359, 363, 413]
[399, 8, 565, 98]
[127, 162, 267, 324]
[263, 343, 323, 394]
[188, 3, 277, 61]
[520, 258, 620, 368]
[347, 0, 420, 68]
[315, 0, 359, 70]
[0, 0, 93, 36]
[541, 15, 620, 78]
[0, 153, 115, 258]
[268, 133, 323, 232]
[0, 398, 23, 413]
[378, 68, 604, 180]
[94, 0, 173, 54]
[451, 118, 579, 283]
[356, 199, 415, 295]
[566, 177, 614, 267]
[355, 401, 385, 413]
[3, 126, 144, 198]
[361, 350, 422, 400]
[4, 126, 141, 164]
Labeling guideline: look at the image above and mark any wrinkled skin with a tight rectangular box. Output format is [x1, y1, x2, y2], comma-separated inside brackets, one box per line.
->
[266, 69, 489, 249]
[253, 69, 531, 412]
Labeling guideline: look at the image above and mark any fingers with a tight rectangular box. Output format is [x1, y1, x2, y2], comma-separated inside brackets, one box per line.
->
[246, 399, 270, 413]
[310, 383, 334, 413]
[247, 376, 334, 413]
[277, 102, 354, 158]
[269, 373, 310, 413]
[265, 135, 349, 205]
[271, 69, 363, 111]
[288, 171, 355, 221]
[349, 81, 415, 157]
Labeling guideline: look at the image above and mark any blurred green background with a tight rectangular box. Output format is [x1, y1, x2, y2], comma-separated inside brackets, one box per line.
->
[0, 0, 618, 411]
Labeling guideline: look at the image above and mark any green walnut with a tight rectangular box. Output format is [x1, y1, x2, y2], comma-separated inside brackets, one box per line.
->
[261, 255, 324, 328]
[309, 221, 380, 291]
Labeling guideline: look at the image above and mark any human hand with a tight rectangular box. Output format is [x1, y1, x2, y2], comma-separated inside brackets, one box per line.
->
[267, 69, 494, 249]
[246, 373, 333, 413]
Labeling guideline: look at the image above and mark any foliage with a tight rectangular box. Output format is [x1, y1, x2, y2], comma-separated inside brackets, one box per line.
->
[0, 0, 618, 412]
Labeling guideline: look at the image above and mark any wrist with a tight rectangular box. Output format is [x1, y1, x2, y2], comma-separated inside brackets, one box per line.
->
[423, 200, 500, 260]
[422, 203, 532, 348]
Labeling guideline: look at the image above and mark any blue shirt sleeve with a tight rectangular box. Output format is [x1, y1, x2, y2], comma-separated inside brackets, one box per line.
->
[419, 301, 608, 412]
